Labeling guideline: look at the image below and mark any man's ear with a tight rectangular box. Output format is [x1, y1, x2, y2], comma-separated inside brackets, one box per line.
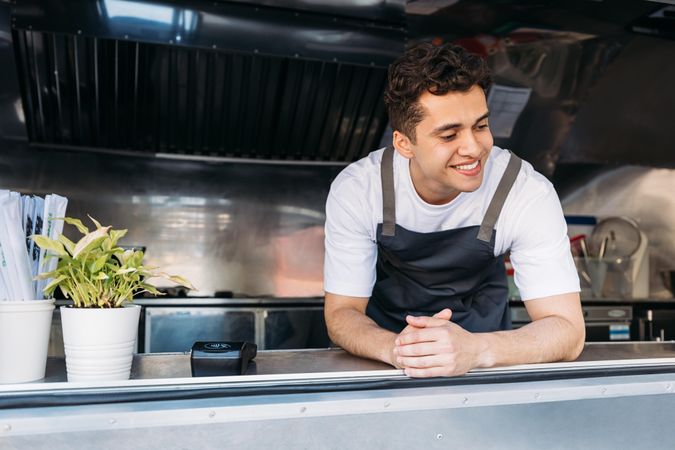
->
[392, 130, 414, 160]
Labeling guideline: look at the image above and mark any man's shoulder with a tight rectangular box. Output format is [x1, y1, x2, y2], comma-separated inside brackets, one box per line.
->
[490, 147, 554, 199]
[330, 148, 385, 196]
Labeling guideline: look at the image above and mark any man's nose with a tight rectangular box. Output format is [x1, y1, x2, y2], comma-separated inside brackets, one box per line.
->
[456, 130, 482, 158]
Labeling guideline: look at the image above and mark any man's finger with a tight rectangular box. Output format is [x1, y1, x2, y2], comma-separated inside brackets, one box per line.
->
[396, 354, 442, 369]
[395, 327, 443, 345]
[406, 315, 452, 329]
[399, 324, 423, 335]
[395, 342, 438, 357]
[432, 308, 452, 321]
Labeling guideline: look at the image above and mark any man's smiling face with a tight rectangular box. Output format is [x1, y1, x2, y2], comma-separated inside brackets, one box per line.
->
[394, 85, 494, 205]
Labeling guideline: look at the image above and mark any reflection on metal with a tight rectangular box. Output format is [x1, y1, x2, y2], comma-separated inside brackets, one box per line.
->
[103, 1, 185, 27]
[0, 2, 27, 142]
[10, 0, 403, 162]
[12, 27, 391, 162]
[483, 31, 625, 176]
[12, 0, 405, 65]
[142, 305, 328, 352]
[155, 152, 349, 166]
[561, 166, 675, 297]
[222, 0, 406, 24]
[99, 0, 197, 48]
[558, 36, 675, 169]
[145, 307, 257, 352]
[481, 30, 675, 175]
[0, 144, 339, 297]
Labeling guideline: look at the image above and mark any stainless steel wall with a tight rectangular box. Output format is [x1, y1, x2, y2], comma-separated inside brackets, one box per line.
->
[484, 31, 626, 177]
[0, 143, 341, 297]
[0, 0, 347, 299]
[4, 1, 675, 302]
[0, 1, 27, 143]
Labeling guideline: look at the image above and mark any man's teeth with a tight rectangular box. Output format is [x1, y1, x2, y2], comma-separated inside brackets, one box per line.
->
[454, 161, 479, 171]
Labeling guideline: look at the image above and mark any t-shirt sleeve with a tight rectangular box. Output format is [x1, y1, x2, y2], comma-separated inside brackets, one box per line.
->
[323, 176, 377, 298]
[509, 184, 580, 300]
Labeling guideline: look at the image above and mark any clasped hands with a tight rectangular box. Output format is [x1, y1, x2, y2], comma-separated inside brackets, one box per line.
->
[391, 308, 486, 378]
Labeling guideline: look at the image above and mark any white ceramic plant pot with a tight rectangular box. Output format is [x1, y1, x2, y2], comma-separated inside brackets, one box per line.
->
[60, 304, 141, 382]
[0, 299, 55, 384]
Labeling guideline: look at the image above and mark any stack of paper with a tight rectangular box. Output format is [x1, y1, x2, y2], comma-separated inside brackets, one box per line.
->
[0, 190, 68, 301]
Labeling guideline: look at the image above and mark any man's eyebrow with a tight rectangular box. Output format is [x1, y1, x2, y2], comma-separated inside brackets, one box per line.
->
[430, 122, 461, 135]
[474, 111, 490, 124]
[430, 111, 490, 136]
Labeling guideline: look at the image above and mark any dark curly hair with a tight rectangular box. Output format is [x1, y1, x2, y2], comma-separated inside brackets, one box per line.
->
[384, 42, 492, 143]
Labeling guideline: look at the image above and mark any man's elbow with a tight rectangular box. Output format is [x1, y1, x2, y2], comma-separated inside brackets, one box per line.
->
[324, 294, 368, 344]
[563, 323, 586, 361]
[325, 317, 340, 345]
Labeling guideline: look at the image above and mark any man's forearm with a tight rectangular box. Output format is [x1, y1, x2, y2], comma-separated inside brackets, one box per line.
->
[327, 307, 398, 366]
[477, 315, 585, 368]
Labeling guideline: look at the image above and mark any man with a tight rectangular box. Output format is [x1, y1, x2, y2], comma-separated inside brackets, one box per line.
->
[323, 42, 585, 378]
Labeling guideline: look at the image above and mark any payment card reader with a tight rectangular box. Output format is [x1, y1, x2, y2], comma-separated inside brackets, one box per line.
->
[190, 341, 257, 377]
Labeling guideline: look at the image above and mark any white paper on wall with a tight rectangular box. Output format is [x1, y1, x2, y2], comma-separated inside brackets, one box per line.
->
[487, 84, 532, 139]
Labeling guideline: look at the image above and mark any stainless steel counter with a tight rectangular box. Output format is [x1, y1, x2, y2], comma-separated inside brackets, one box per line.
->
[8, 341, 668, 386]
[31, 341, 675, 383]
[4, 343, 675, 449]
[55, 298, 326, 307]
[2, 342, 674, 395]
[53, 296, 675, 307]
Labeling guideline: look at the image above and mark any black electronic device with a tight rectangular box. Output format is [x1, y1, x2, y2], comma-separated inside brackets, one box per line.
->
[190, 341, 257, 377]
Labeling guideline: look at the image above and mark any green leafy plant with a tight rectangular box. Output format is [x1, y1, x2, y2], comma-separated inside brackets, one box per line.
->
[32, 216, 194, 308]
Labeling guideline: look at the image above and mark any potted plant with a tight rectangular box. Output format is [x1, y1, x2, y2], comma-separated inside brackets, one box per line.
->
[32, 216, 194, 382]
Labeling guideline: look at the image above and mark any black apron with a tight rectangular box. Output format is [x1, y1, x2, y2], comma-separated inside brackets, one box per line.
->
[366, 146, 522, 333]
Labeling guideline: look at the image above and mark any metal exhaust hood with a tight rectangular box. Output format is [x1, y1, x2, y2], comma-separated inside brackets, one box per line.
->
[10, 0, 406, 164]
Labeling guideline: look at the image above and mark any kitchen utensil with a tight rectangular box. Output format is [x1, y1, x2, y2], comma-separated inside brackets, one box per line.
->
[589, 217, 641, 259]
[589, 217, 649, 298]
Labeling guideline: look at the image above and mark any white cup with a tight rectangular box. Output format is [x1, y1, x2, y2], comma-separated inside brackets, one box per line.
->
[0, 299, 55, 383]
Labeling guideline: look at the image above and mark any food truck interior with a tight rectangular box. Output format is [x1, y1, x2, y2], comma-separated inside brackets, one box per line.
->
[4, 0, 674, 352]
[2, 1, 675, 447]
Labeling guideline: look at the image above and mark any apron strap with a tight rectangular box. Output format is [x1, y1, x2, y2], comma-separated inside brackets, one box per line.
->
[477, 152, 522, 242]
[381, 146, 396, 237]
[381, 146, 521, 241]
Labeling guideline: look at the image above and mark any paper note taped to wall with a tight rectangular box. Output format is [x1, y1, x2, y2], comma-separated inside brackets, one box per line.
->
[487, 84, 532, 138]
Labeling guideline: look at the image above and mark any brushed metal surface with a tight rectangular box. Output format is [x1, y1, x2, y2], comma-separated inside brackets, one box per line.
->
[5, 371, 675, 448]
[0, 144, 340, 297]
[558, 36, 675, 169]
[12, 0, 405, 66]
[223, 0, 406, 23]
[33, 342, 675, 384]
[487, 32, 622, 177]
[38, 348, 391, 383]
[0, 2, 26, 142]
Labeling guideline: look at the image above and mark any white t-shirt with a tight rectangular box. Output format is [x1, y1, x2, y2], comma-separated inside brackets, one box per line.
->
[324, 146, 580, 301]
